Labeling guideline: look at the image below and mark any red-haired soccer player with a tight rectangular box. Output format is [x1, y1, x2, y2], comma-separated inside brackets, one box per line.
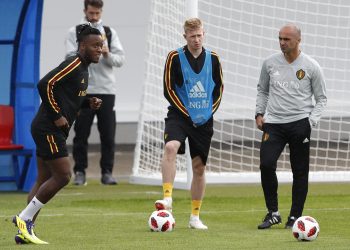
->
[155, 18, 223, 230]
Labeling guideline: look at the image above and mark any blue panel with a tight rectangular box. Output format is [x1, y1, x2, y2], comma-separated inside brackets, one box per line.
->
[0, 0, 43, 192]
[0, 0, 25, 40]
[0, 45, 13, 104]
[0, 156, 13, 185]
[14, 0, 43, 192]
[0, 182, 17, 191]
[16, 0, 41, 90]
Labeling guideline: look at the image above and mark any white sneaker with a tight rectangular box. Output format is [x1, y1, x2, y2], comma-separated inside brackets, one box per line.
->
[188, 216, 208, 230]
[155, 199, 172, 212]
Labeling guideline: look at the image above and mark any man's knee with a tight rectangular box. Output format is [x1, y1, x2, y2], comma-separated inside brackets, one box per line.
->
[49, 158, 72, 186]
[48, 171, 71, 189]
[260, 163, 277, 174]
[164, 141, 180, 157]
[260, 157, 277, 170]
[62, 172, 72, 186]
[292, 167, 309, 179]
[192, 157, 205, 177]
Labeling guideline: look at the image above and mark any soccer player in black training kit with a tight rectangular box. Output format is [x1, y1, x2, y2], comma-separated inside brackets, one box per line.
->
[12, 25, 103, 245]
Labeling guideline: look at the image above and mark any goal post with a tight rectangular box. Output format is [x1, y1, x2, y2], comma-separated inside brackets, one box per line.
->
[130, 0, 350, 188]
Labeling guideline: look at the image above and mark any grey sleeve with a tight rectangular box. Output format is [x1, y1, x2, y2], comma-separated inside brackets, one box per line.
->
[103, 28, 125, 67]
[65, 27, 78, 59]
[255, 60, 270, 116]
[309, 63, 327, 125]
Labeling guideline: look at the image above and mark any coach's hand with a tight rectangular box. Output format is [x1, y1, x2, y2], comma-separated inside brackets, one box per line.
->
[54, 116, 69, 128]
[255, 115, 264, 131]
[90, 97, 102, 110]
[102, 45, 109, 58]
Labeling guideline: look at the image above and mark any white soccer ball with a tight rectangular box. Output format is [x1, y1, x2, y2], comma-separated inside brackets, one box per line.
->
[148, 210, 175, 232]
[292, 216, 320, 241]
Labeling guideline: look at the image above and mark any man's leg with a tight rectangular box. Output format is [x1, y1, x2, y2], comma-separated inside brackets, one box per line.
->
[15, 157, 71, 244]
[155, 140, 181, 211]
[188, 156, 208, 229]
[18, 157, 71, 220]
[288, 118, 311, 224]
[162, 140, 180, 183]
[35, 157, 72, 202]
[25, 157, 51, 222]
[258, 123, 286, 229]
[96, 95, 116, 184]
[185, 118, 213, 229]
[191, 156, 205, 201]
[14, 157, 51, 244]
[72, 107, 95, 185]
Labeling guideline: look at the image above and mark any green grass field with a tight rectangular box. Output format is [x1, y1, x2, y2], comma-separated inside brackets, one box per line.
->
[1, 181, 350, 249]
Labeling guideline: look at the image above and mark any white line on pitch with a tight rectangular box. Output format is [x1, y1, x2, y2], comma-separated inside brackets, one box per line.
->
[1, 207, 349, 219]
[56, 193, 84, 196]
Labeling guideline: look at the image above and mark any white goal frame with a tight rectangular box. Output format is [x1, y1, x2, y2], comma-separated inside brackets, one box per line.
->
[131, 0, 350, 189]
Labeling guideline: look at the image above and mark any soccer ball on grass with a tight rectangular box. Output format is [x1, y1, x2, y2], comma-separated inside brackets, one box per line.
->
[292, 216, 320, 241]
[148, 210, 175, 232]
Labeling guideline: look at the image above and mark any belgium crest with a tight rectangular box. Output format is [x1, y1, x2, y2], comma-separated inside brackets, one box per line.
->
[296, 69, 305, 80]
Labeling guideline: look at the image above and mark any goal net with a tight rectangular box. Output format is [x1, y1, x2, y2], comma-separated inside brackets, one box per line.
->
[131, 0, 350, 188]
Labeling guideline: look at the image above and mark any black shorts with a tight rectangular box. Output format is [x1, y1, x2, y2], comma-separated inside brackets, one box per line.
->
[31, 120, 68, 161]
[164, 109, 214, 165]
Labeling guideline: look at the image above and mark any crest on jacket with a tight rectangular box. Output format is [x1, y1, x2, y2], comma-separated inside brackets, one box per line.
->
[296, 69, 305, 80]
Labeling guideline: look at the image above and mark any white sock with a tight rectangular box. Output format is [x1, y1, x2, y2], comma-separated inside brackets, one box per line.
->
[272, 211, 280, 216]
[190, 215, 199, 221]
[164, 197, 172, 203]
[19, 196, 44, 221]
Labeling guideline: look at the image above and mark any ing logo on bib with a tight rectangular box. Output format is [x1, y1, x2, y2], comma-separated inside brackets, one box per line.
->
[296, 69, 305, 80]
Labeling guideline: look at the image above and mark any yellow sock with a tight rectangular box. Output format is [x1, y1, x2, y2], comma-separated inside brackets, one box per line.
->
[163, 183, 173, 198]
[191, 200, 202, 216]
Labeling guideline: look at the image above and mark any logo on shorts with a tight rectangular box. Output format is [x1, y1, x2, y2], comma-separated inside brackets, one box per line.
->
[263, 132, 269, 142]
[189, 81, 207, 98]
[296, 69, 305, 80]
[303, 138, 309, 143]
[78, 90, 87, 96]
[81, 78, 85, 84]
[164, 133, 168, 140]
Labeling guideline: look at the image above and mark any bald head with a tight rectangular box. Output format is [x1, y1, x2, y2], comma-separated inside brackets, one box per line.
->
[279, 24, 301, 59]
[280, 24, 301, 40]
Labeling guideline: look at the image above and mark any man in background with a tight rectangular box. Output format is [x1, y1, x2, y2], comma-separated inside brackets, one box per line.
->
[65, 0, 125, 185]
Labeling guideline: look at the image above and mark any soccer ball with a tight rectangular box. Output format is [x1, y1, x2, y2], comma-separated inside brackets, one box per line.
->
[292, 216, 320, 241]
[148, 210, 175, 232]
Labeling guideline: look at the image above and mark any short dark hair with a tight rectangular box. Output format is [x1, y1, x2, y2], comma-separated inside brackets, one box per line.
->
[77, 24, 101, 47]
[84, 0, 103, 9]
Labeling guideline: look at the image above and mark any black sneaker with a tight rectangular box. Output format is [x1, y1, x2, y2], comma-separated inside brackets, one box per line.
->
[73, 171, 87, 186]
[285, 216, 296, 229]
[257, 212, 282, 229]
[101, 173, 117, 185]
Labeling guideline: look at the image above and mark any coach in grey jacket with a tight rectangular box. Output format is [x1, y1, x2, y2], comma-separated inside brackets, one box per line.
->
[65, 0, 125, 185]
[255, 24, 327, 230]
